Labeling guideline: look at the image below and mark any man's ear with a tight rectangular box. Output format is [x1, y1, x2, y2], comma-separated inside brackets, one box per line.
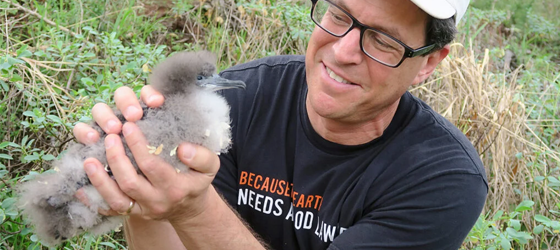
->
[412, 44, 450, 85]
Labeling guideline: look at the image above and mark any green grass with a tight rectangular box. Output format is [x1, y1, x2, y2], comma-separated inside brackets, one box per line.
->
[1, 0, 559, 249]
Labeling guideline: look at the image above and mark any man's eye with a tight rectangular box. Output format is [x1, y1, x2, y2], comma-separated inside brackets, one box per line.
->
[368, 32, 397, 51]
[328, 9, 350, 25]
[375, 38, 393, 49]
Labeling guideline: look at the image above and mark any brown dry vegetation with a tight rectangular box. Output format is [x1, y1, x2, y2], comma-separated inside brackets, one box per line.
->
[1, 0, 559, 249]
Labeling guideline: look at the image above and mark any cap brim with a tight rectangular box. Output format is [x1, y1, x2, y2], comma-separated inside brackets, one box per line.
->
[410, 0, 456, 19]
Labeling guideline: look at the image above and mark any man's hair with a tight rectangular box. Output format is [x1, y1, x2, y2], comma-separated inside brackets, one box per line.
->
[425, 16, 457, 53]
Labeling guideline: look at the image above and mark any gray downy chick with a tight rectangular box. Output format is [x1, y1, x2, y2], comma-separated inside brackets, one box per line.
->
[16, 50, 245, 246]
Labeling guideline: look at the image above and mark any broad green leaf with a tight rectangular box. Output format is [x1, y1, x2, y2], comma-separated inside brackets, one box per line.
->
[510, 219, 521, 231]
[81, 77, 95, 85]
[484, 233, 497, 240]
[17, 46, 33, 58]
[16, 44, 28, 56]
[21, 227, 33, 236]
[0, 169, 7, 178]
[0, 141, 19, 149]
[515, 200, 534, 212]
[10, 74, 23, 82]
[535, 214, 552, 223]
[533, 224, 544, 234]
[46, 115, 63, 124]
[0, 61, 11, 70]
[492, 210, 504, 221]
[41, 154, 56, 161]
[548, 176, 560, 187]
[7, 56, 25, 65]
[24, 154, 40, 162]
[0, 209, 4, 224]
[499, 237, 511, 250]
[550, 220, 560, 231]
[96, 74, 104, 83]
[534, 176, 545, 182]
[33, 50, 47, 57]
[4, 209, 17, 217]
[22, 171, 41, 181]
[2, 197, 16, 209]
[0, 154, 12, 160]
[506, 227, 533, 243]
[26, 138, 35, 148]
[27, 243, 40, 250]
[23, 111, 35, 117]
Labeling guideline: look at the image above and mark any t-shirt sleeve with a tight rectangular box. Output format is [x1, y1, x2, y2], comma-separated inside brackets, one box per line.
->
[328, 171, 487, 250]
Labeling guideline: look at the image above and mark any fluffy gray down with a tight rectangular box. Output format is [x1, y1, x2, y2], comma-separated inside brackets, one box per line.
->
[16, 50, 244, 246]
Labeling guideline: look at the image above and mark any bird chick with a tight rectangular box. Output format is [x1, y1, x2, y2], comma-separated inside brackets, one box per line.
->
[16, 50, 245, 246]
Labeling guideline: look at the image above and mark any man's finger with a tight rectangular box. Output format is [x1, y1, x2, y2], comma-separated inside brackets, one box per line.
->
[104, 134, 152, 198]
[115, 86, 143, 122]
[92, 103, 122, 134]
[140, 85, 164, 108]
[178, 143, 220, 177]
[121, 122, 177, 187]
[73, 123, 100, 145]
[83, 157, 136, 214]
[74, 188, 91, 206]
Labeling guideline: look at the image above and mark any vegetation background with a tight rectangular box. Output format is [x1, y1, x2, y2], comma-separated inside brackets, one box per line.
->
[0, 0, 558, 249]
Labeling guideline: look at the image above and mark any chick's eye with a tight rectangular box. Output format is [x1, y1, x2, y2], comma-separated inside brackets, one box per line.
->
[196, 75, 204, 80]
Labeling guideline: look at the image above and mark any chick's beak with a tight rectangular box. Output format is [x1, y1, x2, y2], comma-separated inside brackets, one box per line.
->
[198, 74, 246, 91]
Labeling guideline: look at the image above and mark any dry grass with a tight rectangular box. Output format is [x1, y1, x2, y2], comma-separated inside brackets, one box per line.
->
[413, 44, 560, 248]
[2, 0, 559, 248]
[0, 53, 89, 174]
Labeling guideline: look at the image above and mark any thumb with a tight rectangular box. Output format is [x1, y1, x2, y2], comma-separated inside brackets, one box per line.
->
[178, 143, 220, 177]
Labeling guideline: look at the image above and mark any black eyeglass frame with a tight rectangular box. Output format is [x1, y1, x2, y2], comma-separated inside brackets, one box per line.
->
[310, 0, 436, 68]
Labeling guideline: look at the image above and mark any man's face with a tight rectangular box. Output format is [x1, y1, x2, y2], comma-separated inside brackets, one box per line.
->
[305, 0, 441, 124]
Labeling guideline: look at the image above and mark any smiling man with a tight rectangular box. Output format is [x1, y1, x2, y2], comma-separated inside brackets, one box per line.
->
[74, 0, 487, 249]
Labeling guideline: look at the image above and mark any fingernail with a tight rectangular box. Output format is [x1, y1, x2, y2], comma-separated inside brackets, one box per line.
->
[148, 95, 157, 104]
[181, 144, 196, 160]
[125, 106, 139, 119]
[105, 137, 115, 149]
[106, 120, 117, 131]
[85, 163, 96, 175]
[86, 132, 97, 143]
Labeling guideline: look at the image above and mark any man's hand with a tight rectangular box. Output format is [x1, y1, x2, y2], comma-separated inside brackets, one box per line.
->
[73, 85, 219, 223]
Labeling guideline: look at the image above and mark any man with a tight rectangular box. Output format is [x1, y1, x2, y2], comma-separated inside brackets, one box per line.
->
[73, 0, 487, 249]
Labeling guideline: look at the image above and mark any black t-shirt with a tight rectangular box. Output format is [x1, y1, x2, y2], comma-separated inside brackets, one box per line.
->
[214, 55, 488, 250]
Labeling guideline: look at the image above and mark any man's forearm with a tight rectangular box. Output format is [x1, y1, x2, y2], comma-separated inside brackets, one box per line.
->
[125, 216, 187, 250]
[125, 186, 267, 250]
[170, 186, 268, 249]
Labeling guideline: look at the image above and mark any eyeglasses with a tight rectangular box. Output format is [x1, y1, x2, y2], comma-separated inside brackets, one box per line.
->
[310, 0, 435, 68]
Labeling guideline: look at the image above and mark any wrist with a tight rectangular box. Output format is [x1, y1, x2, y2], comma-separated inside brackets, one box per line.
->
[167, 185, 222, 228]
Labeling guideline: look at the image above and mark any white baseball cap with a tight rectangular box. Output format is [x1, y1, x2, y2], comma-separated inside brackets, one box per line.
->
[410, 0, 470, 25]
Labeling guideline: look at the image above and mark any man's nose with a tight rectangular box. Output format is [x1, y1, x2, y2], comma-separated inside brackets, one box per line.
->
[332, 27, 364, 65]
